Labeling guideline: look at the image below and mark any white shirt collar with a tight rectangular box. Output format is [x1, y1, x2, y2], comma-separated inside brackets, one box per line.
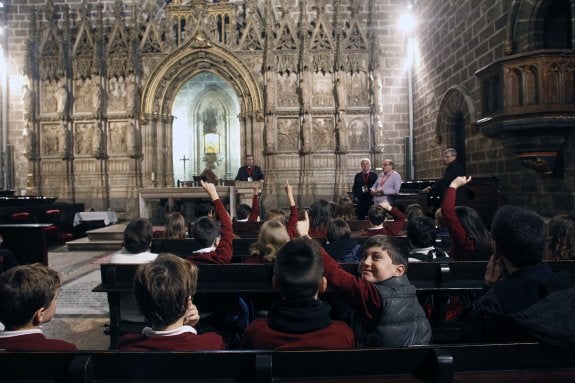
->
[0, 328, 43, 338]
[142, 325, 197, 337]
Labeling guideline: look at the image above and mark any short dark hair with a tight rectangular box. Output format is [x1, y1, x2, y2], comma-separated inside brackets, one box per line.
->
[192, 217, 221, 248]
[236, 204, 252, 220]
[327, 219, 351, 242]
[133, 253, 199, 328]
[490, 205, 546, 267]
[361, 235, 409, 269]
[124, 218, 153, 253]
[0, 263, 60, 329]
[367, 204, 387, 226]
[407, 216, 437, 248]
[274, 237, 324, 300]
[196, 203, 214, 218]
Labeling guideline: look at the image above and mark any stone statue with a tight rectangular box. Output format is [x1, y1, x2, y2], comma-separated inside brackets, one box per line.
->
[23, 122, 36, 159]
[335, 74, 346, 112]
[56, 83, 68, 118]
[92, 80, 103, 117]
[22, 84, 33, 118]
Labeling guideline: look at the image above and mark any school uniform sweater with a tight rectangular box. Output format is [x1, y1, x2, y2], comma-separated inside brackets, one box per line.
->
[442, 187, 476, 261]
[358, 206, 406, 237]
[241, 299, 354, 350]
[0, 329, 77, 350]
[187, 198, 233, 264]
[118, 326, 225, 351]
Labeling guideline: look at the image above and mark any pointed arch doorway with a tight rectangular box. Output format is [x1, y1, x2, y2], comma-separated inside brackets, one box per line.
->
[172, 72, 241, 184]
[140, 40, 264, 189]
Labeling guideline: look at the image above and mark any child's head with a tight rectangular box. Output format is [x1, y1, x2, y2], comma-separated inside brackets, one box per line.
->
[406, 203, 424, 221]
[335, 196, 356, 221]
[455, 205, 493, 260]
[124, 218, 153, 253]
[196, 202, 214, 218]
[273, 237, 326, 301]
[327, 218, 351, 242]
[407, 216, 437, 248]
[491, 205, 545, 267]
[249, 220, 290, 263]
[546, 213, 575, 261]
[367, 204, 387, 226]
[0, 263, 61, 330]
[359, 235, 409, 283]
[309, 199, 333, 231]
[133, 253, 199, 329]
[191, 217, 221, 248]
[164, 212, 187, 239]
[265, 209, 286, 225]
[236, 204, 252, 220]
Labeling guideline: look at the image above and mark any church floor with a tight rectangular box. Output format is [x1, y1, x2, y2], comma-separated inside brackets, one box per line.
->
[42, 245, 113, 350]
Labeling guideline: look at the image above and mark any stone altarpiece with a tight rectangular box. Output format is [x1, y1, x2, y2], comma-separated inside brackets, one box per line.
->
[24, 0, 388, 217]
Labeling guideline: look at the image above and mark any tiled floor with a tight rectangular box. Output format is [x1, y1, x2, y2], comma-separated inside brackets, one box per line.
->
[42, 245, 113, 350]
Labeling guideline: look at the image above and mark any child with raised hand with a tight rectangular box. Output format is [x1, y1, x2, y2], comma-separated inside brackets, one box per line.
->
[359, 200, 406, 237]
[298, 211, 431, 347]
[118, 253, 225, 350]
[0, 263, 77, 350]
[188, 180, 234, 264]
[241, 237, 354, 350]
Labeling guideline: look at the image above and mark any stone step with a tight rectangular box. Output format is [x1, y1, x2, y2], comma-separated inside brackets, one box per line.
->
[66, 237, 123, 251]
[65, 223, 127, 251]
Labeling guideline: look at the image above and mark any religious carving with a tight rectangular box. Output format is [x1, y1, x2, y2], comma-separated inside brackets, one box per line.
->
[92, 122, 105, 158]
[277, 118, 299, 151]
[23, 123, 37, 160]
[75, 123, 94, 156]
[92, 79, 103, 118]
[335, 74, 346, 112]
[41, 124, 60, 157]
[109, 122, 127, 155]
[278, 74, 298, 107]
[313, 117, 335, 150]
[56, 81, 68, 119]
[348, 117, 369, 150]
[336, 115, 348, 153]
[59, 123, 73, 159]
[22, 84, 34, 120]
[349, 72, 368, 107]
[313, 73, 334, 108]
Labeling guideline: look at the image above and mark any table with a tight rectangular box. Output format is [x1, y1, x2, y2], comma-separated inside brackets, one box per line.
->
[73, 211, 118, 227]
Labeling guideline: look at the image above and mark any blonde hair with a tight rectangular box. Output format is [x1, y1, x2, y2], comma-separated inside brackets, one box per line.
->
[249, 220, 290, 263]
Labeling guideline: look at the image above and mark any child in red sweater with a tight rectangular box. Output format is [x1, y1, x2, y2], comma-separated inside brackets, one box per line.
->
[0, 263, 76, 350]
[241, 237, 355, 350]
[118, 253, 225, 351]
[359, 201, 406, 237]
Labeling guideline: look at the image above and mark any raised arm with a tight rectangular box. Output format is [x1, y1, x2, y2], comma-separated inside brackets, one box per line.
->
[247, 186, 261, 222]
[285, 180, 299, 238]
[441, 176, 474, 261]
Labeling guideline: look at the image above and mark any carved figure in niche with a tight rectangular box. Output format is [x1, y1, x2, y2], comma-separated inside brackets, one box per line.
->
[41, 81, 57, 114]
[348, 118, 369, 150]
[314, 74, 333, 108]
[299, 75, 310, 113]
[126, 121, 138, 157]
[374, 115, 384, 146]
[56, 82, 68, 118]
[349, 72, 368, 106]
[124, 75, 135, 115]
[59, 123, 72, 159]
[22, 84, 33, 119]
[277, 119, 298, 151]
[335, 74, 346, 112]
[336, 116, 348, 152]
[23, 122, 36, 159]
[93, 79, 103, 117]
[109, 123, 127, 154]
[301, 115, 313, 152]
[42, 125, 59, 156]
[265, 72, 276, 110]
[75, 124, 93, 155]
[372, 72, 383, 110]
[92, 122, 104, 158]
[313, 117, 335, 150]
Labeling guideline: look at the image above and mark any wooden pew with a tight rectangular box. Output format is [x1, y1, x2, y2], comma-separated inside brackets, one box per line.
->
[1, 343, 574, 382]
[0, 224, 51, 265]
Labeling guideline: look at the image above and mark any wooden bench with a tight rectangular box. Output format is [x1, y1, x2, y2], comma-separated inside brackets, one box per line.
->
[1, 343, 574, 382]
[0, 224, 51, 265]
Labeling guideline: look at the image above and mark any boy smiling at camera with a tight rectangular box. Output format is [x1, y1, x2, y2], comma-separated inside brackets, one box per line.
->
[298, 212, 431, 347]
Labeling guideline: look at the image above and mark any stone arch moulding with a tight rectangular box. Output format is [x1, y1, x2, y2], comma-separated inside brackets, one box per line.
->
[434, 85, 476, 146]
[508, 0, 560, 54]
[140, 35, 264, 187]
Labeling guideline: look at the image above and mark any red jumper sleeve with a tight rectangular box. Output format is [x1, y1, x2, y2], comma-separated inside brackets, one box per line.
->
[247, 194, 260, 222]
[442, 187, 474, 261]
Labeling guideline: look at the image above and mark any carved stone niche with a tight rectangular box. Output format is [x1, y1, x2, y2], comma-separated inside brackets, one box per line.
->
[475, 50, 575, 176]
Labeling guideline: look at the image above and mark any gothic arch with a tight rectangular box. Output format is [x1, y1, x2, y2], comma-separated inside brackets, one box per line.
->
[141, 40, 263, 118]
[139, 34, 264, 187]
[435, 86, 476, 165]
[507, 0, 575, 54]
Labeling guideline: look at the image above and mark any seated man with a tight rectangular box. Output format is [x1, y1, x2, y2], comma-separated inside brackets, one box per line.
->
[241, 237, 354, 350]
[0, 264, 77, 350]
[358, 201, 406, 237]
[469, 205, 575, 347]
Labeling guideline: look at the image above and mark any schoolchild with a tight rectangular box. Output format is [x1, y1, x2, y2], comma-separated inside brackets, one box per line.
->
[241, 237, 354, 350]
[358, 200, 406, 237]
[300, 212, 431, 347]
[324, 218, 361, 263]
[187, 180, 233, 264]
[0, 263, 76, 350]
[406, 216, 450, 262]
[118, 253, 225, 350]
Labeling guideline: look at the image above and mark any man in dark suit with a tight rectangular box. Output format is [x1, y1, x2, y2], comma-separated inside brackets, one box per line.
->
[424, 148, 467, 205]
[235, 154, 265, 181]
[351, 158, 378, 220]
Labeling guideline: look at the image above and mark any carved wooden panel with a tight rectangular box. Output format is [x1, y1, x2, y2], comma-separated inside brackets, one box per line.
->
[277, 118, 299, 151]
